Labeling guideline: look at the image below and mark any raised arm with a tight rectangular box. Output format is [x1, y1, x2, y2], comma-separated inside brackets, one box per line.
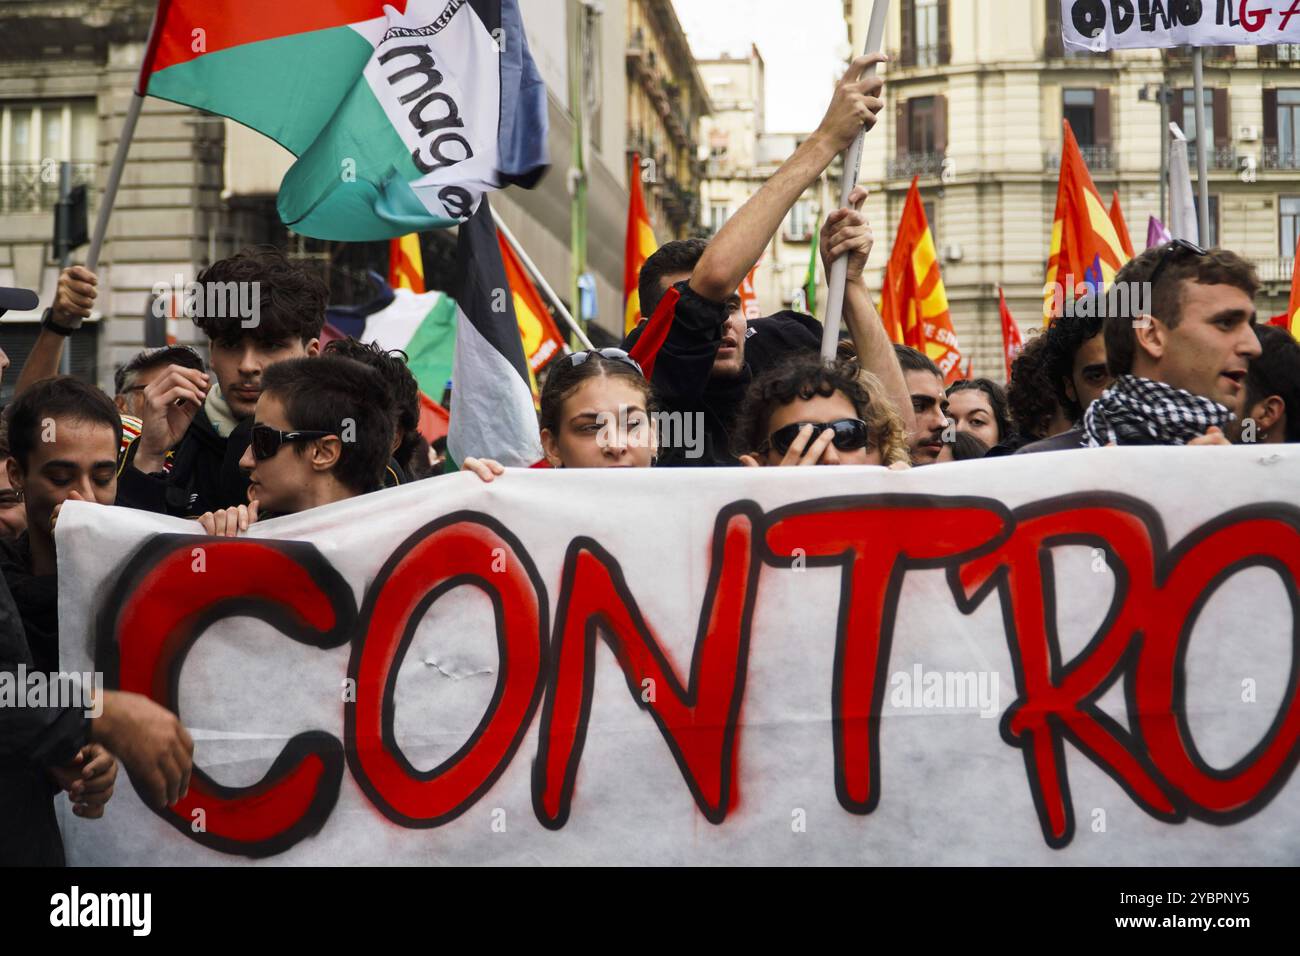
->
[14, 266, 96, 397]
[690, 54, 886, 303]
[820, 186, 916, 435]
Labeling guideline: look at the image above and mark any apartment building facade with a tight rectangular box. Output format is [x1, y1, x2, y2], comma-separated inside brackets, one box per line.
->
[845, 0, 1300, 380]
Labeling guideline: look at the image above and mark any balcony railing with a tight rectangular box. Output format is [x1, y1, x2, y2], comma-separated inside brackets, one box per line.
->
[1262, 145, 1300, 170]
[1044, 146, 1114, 171]
[1254, 258, 1296, 283]
[0, 162, 95, 214]
[888, 152, 946, 179]
[1185, 145, 1239, 170]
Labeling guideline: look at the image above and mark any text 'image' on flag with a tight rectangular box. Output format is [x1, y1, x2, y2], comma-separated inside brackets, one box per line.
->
[138, 0, 549, 240]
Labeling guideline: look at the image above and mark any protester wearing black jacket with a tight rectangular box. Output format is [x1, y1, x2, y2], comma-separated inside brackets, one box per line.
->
[116, 247, 327, 518]
[623, 288, 823, 466]
[0, 569, 88, 865]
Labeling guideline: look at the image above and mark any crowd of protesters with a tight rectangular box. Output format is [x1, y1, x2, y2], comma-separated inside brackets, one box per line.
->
[3, 51, 1299, 866]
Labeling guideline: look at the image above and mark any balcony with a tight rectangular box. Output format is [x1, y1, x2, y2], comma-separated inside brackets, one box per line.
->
[1254, 258, 1296, 283]
[1262, 145, 1300, 170]
[1044, 146, 1114, 171]
[888, 152, 946, 179]
[0, 162, 95, 214]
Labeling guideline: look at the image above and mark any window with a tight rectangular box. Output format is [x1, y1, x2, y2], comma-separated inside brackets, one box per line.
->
[1279, 90, 1300, 165]
[709, 203, 729, 235]
[916, 0, 939, 67]
[1, 99, 97, 213]
[1181, 89, 1214, 145]
[1206, 194, 1220, 248]
[909, 96, 938, 155]
[1282, 196, 1300, 258]
[1063, 89, 1097, 145]
[787, 199, 814, 240]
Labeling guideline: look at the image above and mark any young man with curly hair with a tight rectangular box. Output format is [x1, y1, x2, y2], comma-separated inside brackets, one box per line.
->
[735, 354, 909, 468]
[117, 247, 326, 516]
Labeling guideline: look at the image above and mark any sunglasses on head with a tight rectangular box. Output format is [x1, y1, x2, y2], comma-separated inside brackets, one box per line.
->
[764, 418, 871, 457]
[1148, 239, 1208, 290]
[568, 348, 644, 376]
[249, 424, 334, 462]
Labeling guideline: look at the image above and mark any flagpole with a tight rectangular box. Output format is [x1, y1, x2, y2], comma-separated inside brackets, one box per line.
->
[821, 0, 890, 361]
[85, 91, 144, 274]
[1191, 47, 1210, 242]
[86, 2, 162, 275]
[491, 206, 593, 351]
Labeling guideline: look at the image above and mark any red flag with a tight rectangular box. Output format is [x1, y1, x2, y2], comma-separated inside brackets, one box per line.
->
[627, 285, 681, 382]
[1109, 192, 1136, 259]
[879, 178, 963, 382]
[388, 234, 425, 294]
[1043, 121, 1131, 324]
[497, 231, 567, 376]
[999, 286, 1024, 382]
[624, 154, 660, 334]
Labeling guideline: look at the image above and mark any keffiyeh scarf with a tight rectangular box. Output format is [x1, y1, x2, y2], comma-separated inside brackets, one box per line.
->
[1084, 375, 1232, 447]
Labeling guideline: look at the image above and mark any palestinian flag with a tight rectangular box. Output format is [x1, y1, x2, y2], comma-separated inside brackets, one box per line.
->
[447, 197, 542, 467]
[138, 0, 548, 240]
[361, 287, 459, 400]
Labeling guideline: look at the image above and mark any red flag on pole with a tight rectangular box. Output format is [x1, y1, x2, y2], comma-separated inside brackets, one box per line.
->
[879, 178, 964, 382]
[1043, 121, 1132, 325]
[624, 154, 659, 334]
[999, 286, 1024, 382]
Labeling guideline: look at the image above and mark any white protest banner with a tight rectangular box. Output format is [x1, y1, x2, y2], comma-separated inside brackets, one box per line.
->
[57, 448, 1300, 865]
[1061, 0, 1300, 51]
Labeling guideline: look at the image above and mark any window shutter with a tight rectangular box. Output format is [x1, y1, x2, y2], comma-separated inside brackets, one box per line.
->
[935, 95, 948, 155]
[1264, 89, 1279, 148]
[938, 0, 951, 64]
[1259, 45, 1278, 63]
[1213, 89, 1230, 150]
[901, 0, 916, 68]
[1094, 88, 1112, 147]
[1045, 0, 1064, 58]
[897, 100, 910, 158]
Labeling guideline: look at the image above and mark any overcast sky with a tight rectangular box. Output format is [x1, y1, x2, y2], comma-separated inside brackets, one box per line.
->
[674, 0, 851, 134]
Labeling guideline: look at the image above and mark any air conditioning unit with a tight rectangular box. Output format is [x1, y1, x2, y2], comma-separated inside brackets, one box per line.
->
[1238, 124, 1260, 142]
[943, 243, 963, 263]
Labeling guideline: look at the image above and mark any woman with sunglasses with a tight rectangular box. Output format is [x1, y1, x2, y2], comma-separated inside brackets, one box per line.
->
[196, 356, 503, 536]
[539, 349, 657, 469]
[735, 354, 909, 468]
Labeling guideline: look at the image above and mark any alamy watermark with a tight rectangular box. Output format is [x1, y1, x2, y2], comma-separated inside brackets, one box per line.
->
[596, 405, 705, 460]
[151, 274, 261, 329]
[889, 664, 1000, 719]
[0, 665, 102, 718]
[1045, 276, 1152, 326]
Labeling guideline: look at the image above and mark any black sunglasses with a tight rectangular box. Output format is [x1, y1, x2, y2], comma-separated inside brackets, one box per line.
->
[765, 418, 871, 457]
[1148, 239, 1208, 290]
[569, 348, 644, 376]
[249, 424, 335, 462]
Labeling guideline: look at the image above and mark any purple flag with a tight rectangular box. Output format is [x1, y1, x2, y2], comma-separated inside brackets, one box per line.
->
[1146, 216, 1172, 250]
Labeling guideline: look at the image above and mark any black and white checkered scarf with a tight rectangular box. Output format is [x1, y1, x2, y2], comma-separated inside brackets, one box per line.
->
[1084, 374, 1232, 447]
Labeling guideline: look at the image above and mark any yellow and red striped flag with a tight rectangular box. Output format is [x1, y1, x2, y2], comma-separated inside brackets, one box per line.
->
[389, 233, 425, 294]
[879, 178, 963, 382]
[497, 229, 567, 384]
[623, 154, 659, 334]
[1043, 121, 1131, 325]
